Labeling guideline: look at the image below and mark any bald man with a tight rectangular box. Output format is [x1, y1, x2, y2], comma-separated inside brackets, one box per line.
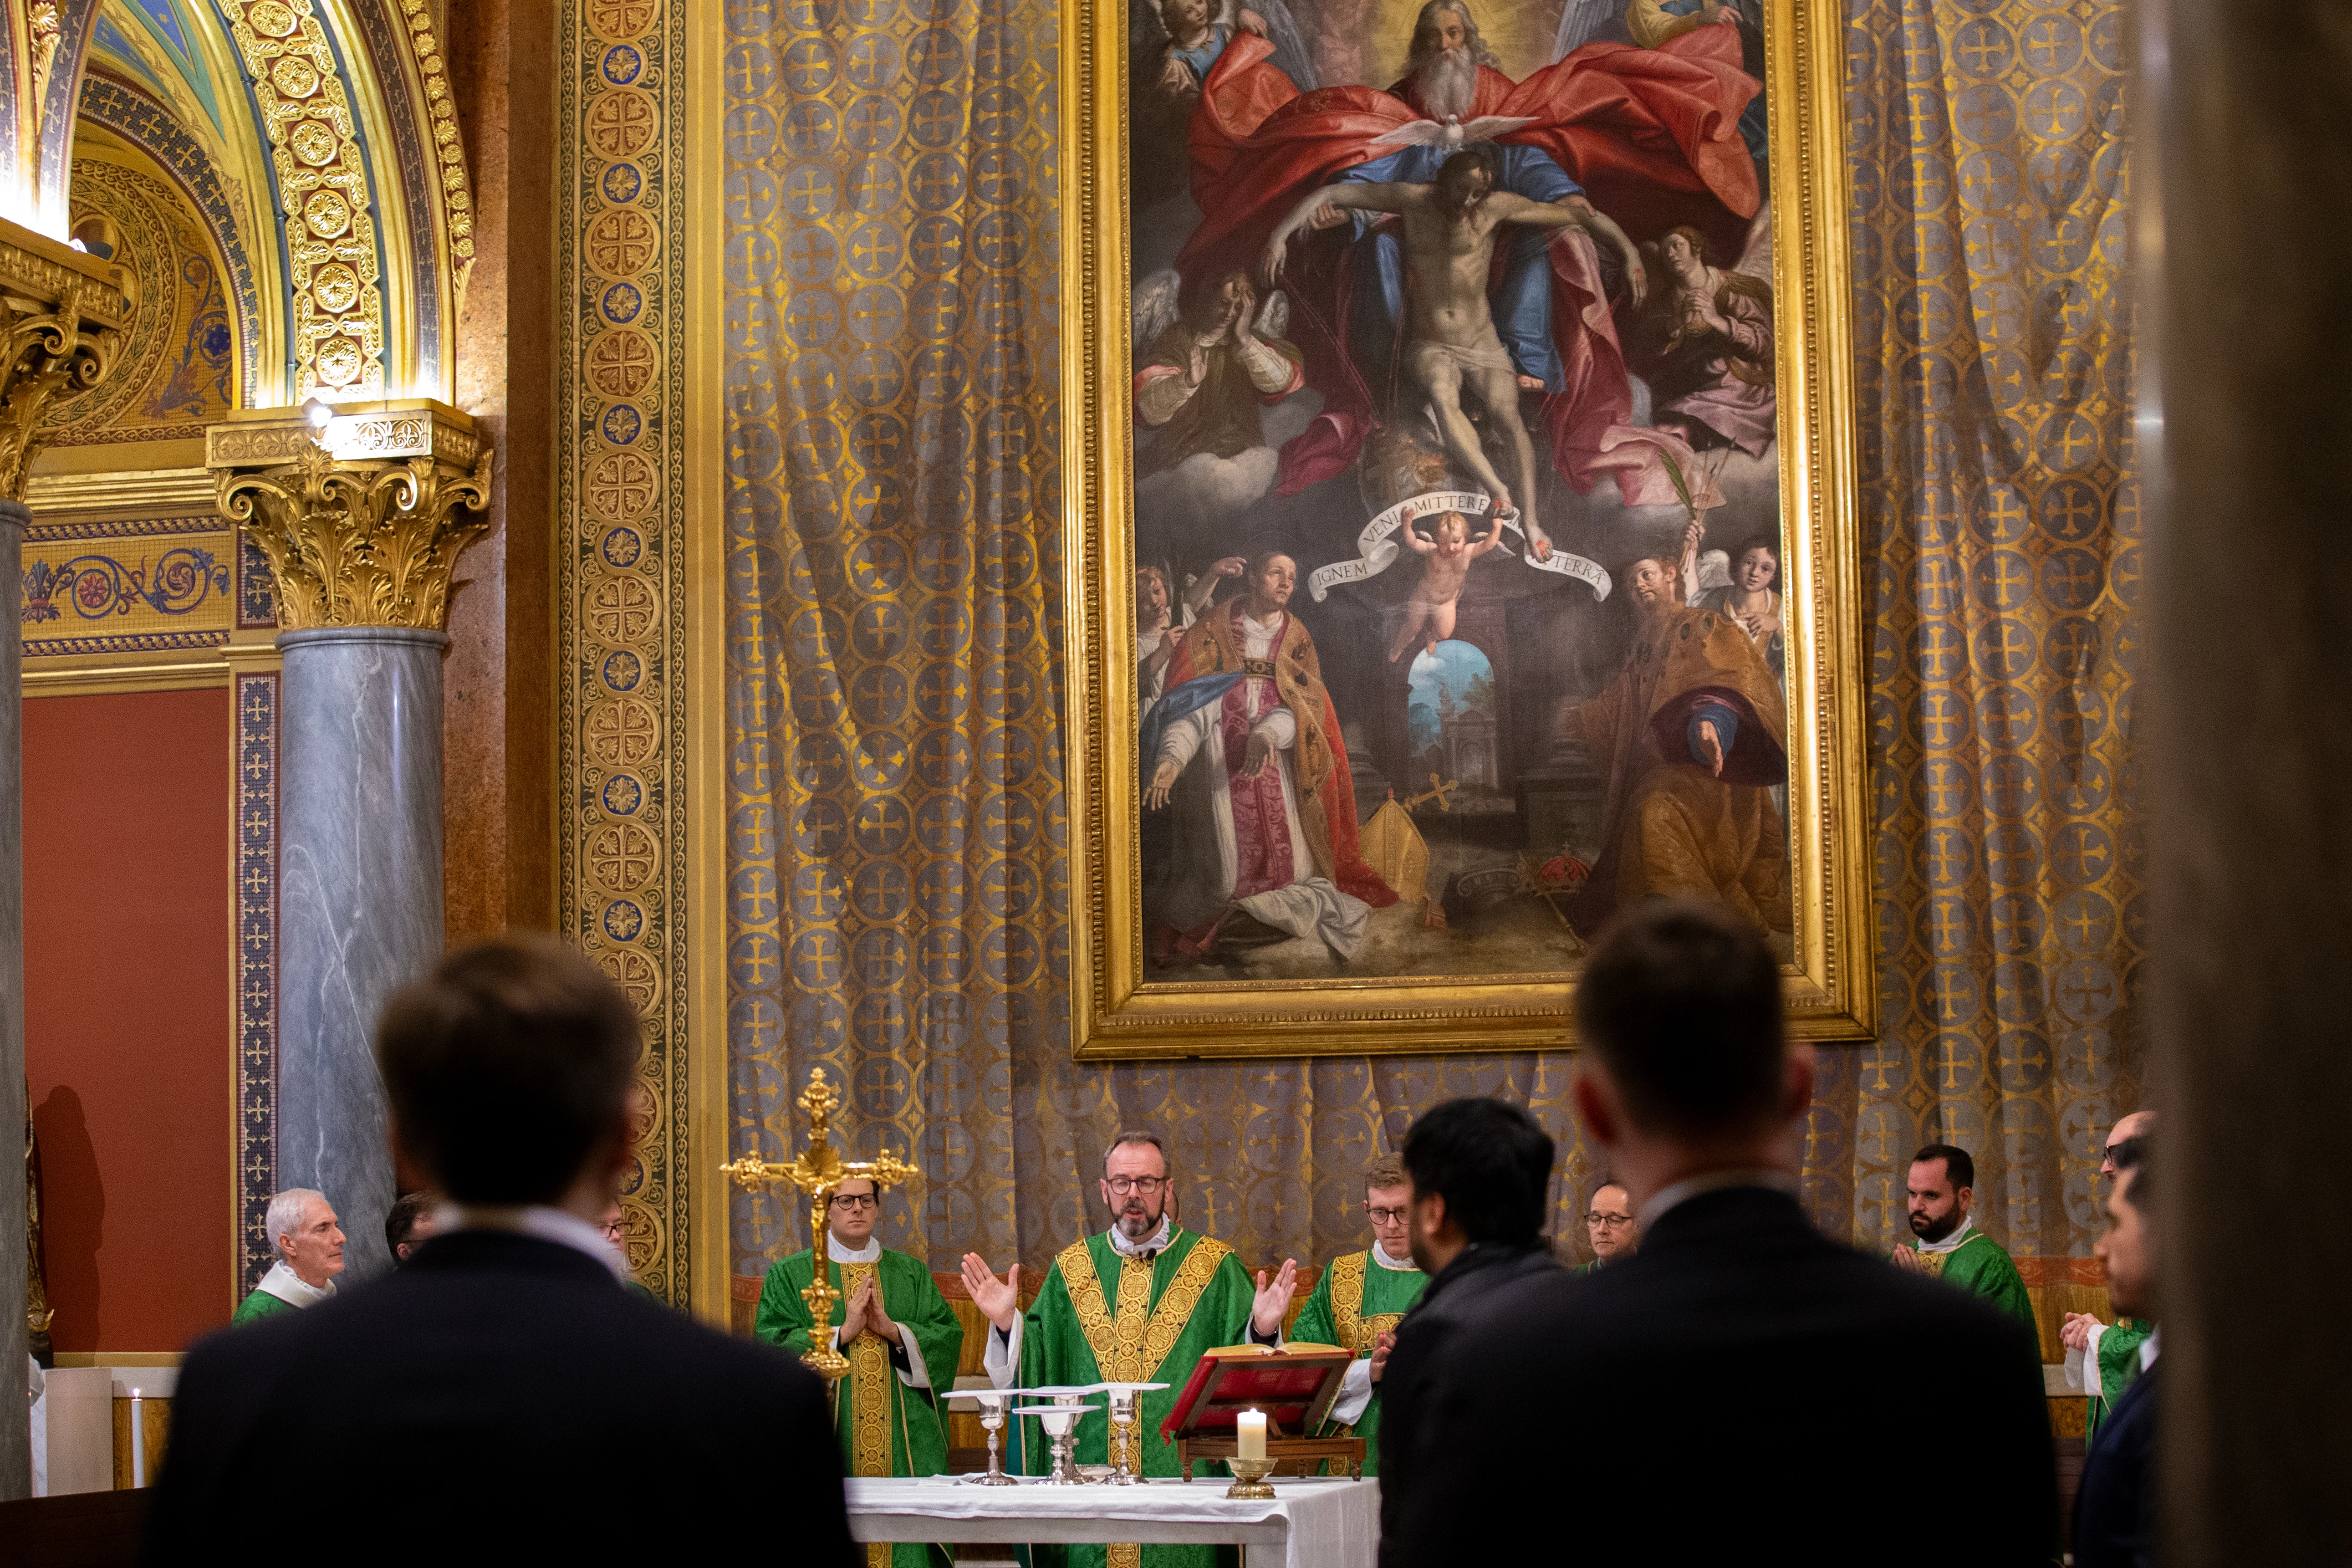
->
[2062, 1110, 2154, 1437]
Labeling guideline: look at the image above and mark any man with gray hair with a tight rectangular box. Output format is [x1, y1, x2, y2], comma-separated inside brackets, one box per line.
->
[231, 1188, 345, 1323]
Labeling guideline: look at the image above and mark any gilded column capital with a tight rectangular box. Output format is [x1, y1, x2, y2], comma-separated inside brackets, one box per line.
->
[0, 216, 132, 502]
[206, 399, 492, 632]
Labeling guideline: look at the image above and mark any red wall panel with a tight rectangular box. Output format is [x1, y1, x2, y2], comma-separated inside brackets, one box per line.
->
[25, 687, 233, 1353]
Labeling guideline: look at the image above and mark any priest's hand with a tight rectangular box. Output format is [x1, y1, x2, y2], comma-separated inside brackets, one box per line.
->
[1369, 1329, 1395, 1384]
[1887, 1244, 1925, 1275]
[840, 1276, 872, 1341]
[1251, 1258, 1300, 1337]
[2060, 1311, 2102, 1352]
[961, 1253, 1022, 1332]
[867, 1279, 903, 1346]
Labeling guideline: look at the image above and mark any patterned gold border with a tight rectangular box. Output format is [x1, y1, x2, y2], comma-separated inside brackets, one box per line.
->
[558, 0, 723, 1320]
[1058, 0, 1872, 1056]
[217, 0, 385, 396]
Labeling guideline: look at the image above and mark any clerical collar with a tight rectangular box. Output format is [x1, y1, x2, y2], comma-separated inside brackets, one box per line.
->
[1638, 1167, 1798, 1230]
[1916, 1217, 1976, 1255]
[825, 1231, 881, 1263]
[1108, 1215, 1173, 1258]
[255, 1259, 337, 1308]
[1371, 1242, 1417, 1272]
[435, 1203, 627, 1279]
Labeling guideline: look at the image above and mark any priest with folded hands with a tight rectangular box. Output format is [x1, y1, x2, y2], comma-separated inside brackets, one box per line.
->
[959, 1129, 1298, 1568]
[756, 1175, 963, 1568]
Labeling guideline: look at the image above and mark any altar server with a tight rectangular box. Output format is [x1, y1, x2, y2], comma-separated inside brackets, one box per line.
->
[1891, 1143, 2037, 1333]
[1288, 1154, 1425, 1470]
[231, 1187, 343, 1322]
[959, 1129, 1296, 1568]
[756, 1175, 963, 1568]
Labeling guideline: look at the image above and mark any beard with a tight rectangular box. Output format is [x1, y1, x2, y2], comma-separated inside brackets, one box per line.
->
[1116, 1199, 1165, 1240]
[1409, 46, 1478, 119]
[1908, 1206, 1961, 1244]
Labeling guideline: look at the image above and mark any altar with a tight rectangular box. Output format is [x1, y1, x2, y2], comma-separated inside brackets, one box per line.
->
[843, 1476, 1380, 1568]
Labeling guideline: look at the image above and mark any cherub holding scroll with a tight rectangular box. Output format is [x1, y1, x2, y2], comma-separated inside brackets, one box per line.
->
[1388, 509, 1504, 662]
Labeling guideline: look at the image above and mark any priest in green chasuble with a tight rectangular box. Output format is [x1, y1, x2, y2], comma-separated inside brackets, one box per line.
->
[1286, 1155, 1424, 1470]
[2063, 1110, 2156, 1436]
[232, 1188, 344, 1324]
[755, 1177, 964, 1568]
[1890, 1144, 2036, 1333]
[959, 1130, 1300, 1568]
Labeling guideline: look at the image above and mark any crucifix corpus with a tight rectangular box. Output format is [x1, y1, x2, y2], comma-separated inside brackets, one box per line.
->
[720, 1066, 920, 1381]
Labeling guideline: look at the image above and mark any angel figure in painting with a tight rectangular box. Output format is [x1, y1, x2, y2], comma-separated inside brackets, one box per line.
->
[1132, 269, 1306, 478]
[1264, 148, 1644, 556]
[1623, 222, 1775, 457]
[1388, 510, 1505, 662]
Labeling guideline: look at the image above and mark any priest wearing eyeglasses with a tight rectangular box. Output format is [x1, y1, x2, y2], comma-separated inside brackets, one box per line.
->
[755, 1176, 965, 1568]
[1286, 1154, 1425, 1471]
[959, 1130, 1299, 1568]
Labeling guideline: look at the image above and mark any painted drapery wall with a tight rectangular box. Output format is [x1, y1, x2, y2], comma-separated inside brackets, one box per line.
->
[717, 0, 2142, 1281]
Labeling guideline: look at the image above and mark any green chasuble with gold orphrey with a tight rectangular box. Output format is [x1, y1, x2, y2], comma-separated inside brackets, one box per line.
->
[1917, 1231, 2036, 1335]
[2087, 1317, 2153, 1440]
[755, 1246, 964, 1568]
[229, 1287, 300, 1326]
[1015, 1227, 1260, 1568]
[1287, 1249, 1425, 1473]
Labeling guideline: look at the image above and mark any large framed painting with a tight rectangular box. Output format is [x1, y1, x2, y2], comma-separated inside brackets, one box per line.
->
[1061, 0, 1868, 1056]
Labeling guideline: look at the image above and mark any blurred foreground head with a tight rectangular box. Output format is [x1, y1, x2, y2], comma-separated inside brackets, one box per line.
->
[377, 936, 641, 1205]
[1574, 900, 1796, 1146]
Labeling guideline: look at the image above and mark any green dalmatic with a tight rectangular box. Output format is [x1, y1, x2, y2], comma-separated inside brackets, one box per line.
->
[1288, 1249, 1426, 1474]
[756, 1246, 964, 1568]
[1014, 1227, 1261, 1568]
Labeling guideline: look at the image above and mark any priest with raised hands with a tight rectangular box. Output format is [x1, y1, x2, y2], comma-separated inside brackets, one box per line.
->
[1286, 1154, 1424, 1470]
[755, 1175, 964, 1568]
[959, 1130, 1298, 1568]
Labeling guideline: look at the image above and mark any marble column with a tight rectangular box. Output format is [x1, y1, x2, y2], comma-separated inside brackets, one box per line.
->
[0, 500, 27, 1500]
[276, 627, 449, 1282]
[208, 401, 491, 1292]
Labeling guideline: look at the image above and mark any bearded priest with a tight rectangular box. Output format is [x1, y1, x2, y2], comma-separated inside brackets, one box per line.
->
[1287, 1154, 1424, 1471]
[960, 1131, 1299, 1568]
[756, 1176, 964, 1568]
[1888, 1144, 2036, 1333]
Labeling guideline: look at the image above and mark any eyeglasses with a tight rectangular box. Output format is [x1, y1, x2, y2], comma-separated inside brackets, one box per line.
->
[1366, 1206, 1409, 1225]
[1585, 1213, 1634, 1228]
[830, 1193, 880, 1210]
[1106, 1176, 1167, 1196]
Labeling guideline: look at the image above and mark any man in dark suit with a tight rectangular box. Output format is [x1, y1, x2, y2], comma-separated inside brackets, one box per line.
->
[147, 938, 857, 1560]
[1377, 1096, 1561, 1568]
[2073, 1134, 2157, 1568]
[1386, 901, 2056, 1567]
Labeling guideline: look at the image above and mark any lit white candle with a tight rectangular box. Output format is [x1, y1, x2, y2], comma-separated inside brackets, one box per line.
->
[129, 1390, 147, 1488]
[1235, 1408, 1266, 1461]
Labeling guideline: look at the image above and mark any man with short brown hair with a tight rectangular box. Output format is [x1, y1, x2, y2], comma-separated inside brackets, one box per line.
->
[1289, 1153, 1426, 1470]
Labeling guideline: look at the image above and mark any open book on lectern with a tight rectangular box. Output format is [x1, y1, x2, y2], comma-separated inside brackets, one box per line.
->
[1157, 1343, 1355, 1445]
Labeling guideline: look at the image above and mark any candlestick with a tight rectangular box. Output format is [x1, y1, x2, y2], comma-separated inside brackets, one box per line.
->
[1235, 1407, 1266, 1461]
[130, 1390, 147, 1488]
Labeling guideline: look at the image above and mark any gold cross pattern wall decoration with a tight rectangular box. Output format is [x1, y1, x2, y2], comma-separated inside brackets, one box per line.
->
[721, 1067, 920, 1380]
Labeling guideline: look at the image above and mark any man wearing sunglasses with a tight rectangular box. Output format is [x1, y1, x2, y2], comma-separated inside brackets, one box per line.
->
[756, 1175, 965, 1568]
[1288, 1154, 1425, 1472]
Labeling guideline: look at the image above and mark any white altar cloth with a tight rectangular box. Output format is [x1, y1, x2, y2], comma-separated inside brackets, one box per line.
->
[843, 1476, 1380, 1568]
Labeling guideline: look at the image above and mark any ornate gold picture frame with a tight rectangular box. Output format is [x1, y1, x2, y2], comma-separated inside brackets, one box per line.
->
[1061, 0, 1869, 1057]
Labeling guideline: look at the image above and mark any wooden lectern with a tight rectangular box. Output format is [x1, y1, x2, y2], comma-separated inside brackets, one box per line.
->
[1159, 1344, 1365, 1480]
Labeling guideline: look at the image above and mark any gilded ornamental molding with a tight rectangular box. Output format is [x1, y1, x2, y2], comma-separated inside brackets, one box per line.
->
[206, 400, 491, 631]
[0, 215, 132, 501]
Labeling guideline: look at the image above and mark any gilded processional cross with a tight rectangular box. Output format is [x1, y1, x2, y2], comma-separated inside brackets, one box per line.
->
[720, 1067, 920, 1381]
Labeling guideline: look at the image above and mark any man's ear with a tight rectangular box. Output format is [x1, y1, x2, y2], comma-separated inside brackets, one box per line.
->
[389, 1116, 432, 1193]
[1781, 1042, 1816, 1124]
[1572, 1063, 1622, 1149]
